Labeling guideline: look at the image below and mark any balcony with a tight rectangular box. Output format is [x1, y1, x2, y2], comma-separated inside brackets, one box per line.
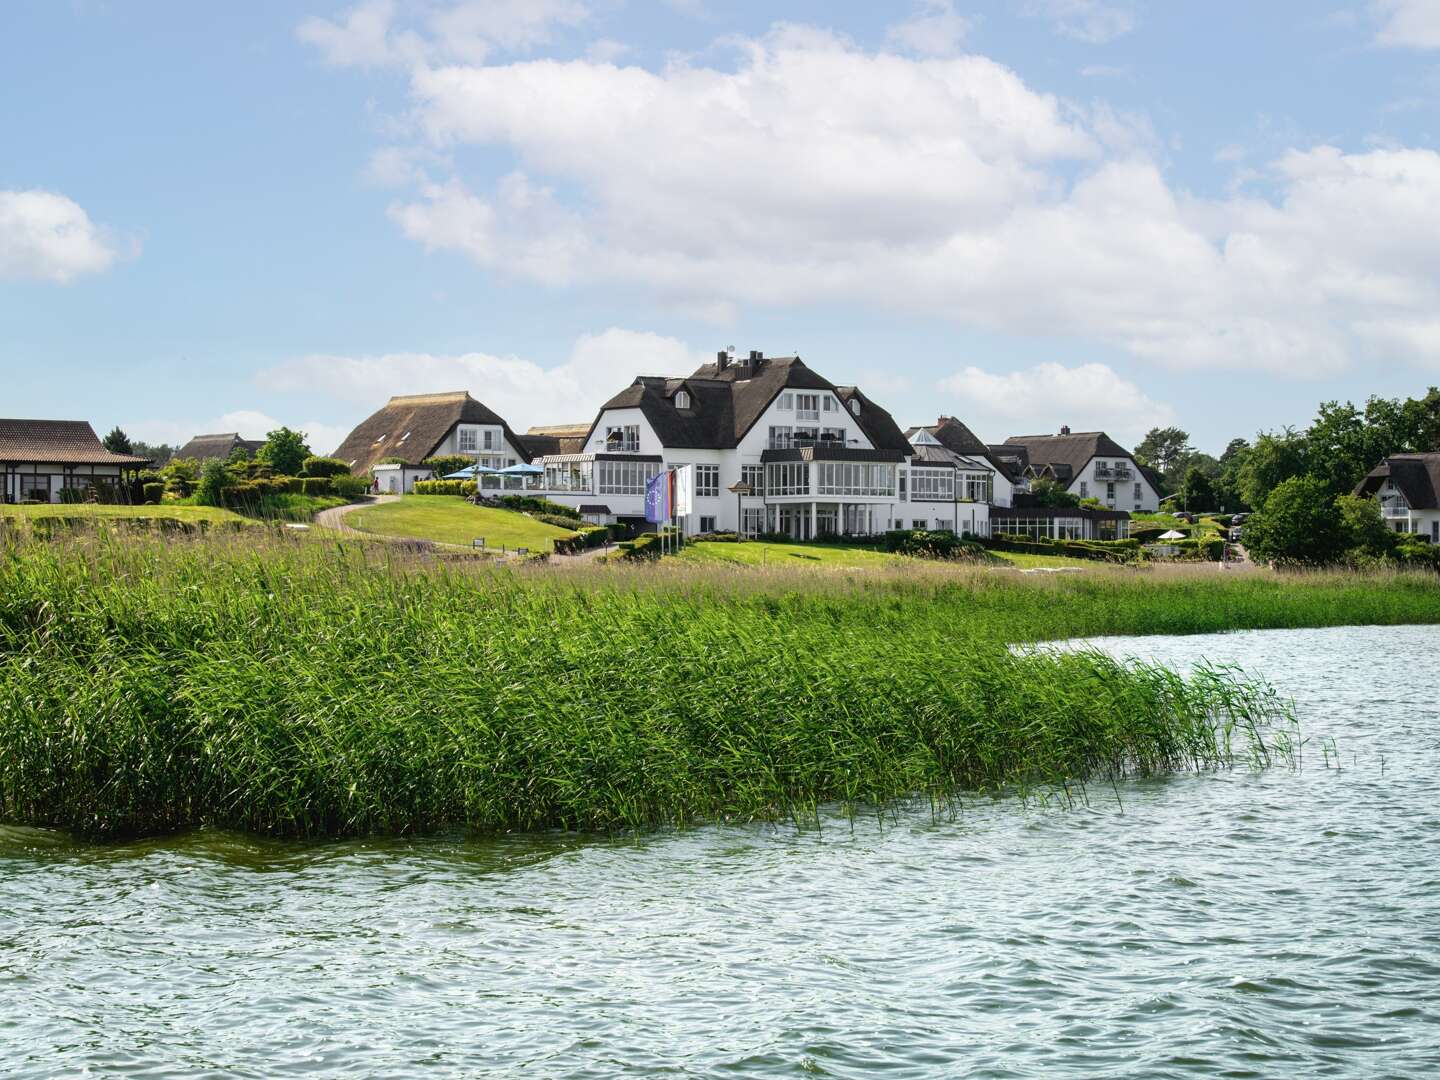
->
[1380, 502, 1411, 519]
[1094, 465, 1133, 481]
[768, 435, 851, 451]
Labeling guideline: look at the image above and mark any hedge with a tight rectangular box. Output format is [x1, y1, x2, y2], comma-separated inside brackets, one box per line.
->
[413, 480, 477, 497]
[301, 456, 350, 479]
[142, 483, 164, 505]
[492, 495, 581, 520]
[300, 477, 332, 496]
[878, 529, 988, 560]
[553, 524, 616, 556]
[984, 534, 1141, 563]
[330, 474, 370, 499]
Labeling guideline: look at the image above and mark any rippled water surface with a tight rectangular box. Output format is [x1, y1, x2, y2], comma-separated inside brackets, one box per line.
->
[4, 624, 1440, 1078]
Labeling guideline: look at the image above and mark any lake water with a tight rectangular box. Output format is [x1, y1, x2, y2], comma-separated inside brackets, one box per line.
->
[3, 625, 1439, 1078]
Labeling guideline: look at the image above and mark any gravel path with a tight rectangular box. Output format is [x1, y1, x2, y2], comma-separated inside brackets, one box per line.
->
[313, 495, 396, 535]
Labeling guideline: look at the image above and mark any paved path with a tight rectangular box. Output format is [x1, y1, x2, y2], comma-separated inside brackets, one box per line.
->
[314, 494, 396, 535]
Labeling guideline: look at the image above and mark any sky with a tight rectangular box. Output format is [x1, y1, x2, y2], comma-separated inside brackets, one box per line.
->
[4, 0, 1440, 456]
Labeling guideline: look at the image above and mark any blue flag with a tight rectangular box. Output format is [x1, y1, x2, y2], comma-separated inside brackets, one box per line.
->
[644, 470, 670, 523]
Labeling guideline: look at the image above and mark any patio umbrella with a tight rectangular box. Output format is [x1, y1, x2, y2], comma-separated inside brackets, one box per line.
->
[498, 462, 544, 475]
[1157, 529, 1187, 541]
[444, 466, 498, 479]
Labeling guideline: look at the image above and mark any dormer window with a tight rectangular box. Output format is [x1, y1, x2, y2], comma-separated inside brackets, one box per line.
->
[849, 399, 861, 417]
[675, 390, 690, 410]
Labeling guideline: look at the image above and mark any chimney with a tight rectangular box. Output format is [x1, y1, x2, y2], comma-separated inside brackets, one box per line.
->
[1060, 424, 1071, 435]
[716, 349, 729, 371]
[749, 350, 763, 361]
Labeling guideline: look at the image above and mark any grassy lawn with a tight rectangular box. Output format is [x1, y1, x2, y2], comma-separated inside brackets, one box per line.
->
[348, 495, 577, 550]
[989, 551, 1094, 570]
[677, 539, 909, 569]
[0, 503, 251, 525]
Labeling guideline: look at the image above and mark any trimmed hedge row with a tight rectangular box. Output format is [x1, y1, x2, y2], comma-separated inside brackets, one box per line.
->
[413, 479, 478, 497]
[985, 534, 1141, 563]
[878, 529, 989, 560]
[552, 524, 616, 556]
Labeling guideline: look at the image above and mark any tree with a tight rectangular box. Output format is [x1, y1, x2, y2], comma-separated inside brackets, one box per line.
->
[102, 427, 133, 455]
[1134, 427, 1193, 478]
[256, 427, 311, 477]
[1399, 387, 1440, 452]
[1178, 467, 1217, 512]
[1335, 494, 1394, 558]
[422, 455, 476, 477]
[196, 460, 229, 507]
[1238, 429, 1308, 510]
[1242, 476, 1343, 565]
[1028, 477, 1082, 508]
[131, 441, 175, 467]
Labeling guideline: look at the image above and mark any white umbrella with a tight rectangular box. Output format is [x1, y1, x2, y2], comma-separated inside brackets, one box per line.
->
[1157, 529, 1187, 541]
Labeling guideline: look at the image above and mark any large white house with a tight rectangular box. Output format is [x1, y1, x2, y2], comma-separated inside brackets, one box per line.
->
[0, 419, 151, 504]
[999, 428, 1162, 514]
[331, 391, 532, 494]
[533, 350, 987, 538]
[1355, 453, 1440, 542]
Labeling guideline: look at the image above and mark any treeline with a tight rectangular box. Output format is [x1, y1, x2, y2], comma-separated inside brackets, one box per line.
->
[1135, 387, 1440, 513]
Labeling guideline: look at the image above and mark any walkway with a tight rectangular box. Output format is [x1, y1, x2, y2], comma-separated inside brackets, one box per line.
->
[314, 495, 396, 535]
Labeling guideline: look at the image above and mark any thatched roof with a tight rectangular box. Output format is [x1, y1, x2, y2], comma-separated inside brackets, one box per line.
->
[1355, 453, 1440, 509]
[176, 433, 264, 461]
[331, 392, 527, 476]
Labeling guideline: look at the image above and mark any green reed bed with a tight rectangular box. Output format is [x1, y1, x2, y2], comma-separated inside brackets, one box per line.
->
[1, 531, 1424, 839]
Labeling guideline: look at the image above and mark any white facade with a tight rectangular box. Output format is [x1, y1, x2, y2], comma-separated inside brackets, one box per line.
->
[370, 422, 530, 495]
[536, 389, 988, 538]
[1068, 456, 1160, 513]
[908, 429, 1015, 507]
[1376, 479, 1440, 542]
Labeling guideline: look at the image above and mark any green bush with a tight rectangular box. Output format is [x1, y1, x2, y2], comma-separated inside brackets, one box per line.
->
[142, 483, 164, 505]
[300, 477, 333, 496]
[301, 456, 350, 478]
[1244, 476, 1343, 566]
[413, 480, 472, 496]
[535, 513, 582, 531]
[494, 495, 580, 520]
[58, 488, 85, 505]
[196, 461, 229, 507]
[985, 534, 1141, 563]
[330, 474, 370, 499]
[422, 455, 477, 478]
[553, 525, 615, 556]
[619, 532, 664, 560]
[879, 529, 988, 560]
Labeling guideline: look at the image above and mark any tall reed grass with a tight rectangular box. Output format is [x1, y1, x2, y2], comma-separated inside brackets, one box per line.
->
[1, 529, 1418, 839]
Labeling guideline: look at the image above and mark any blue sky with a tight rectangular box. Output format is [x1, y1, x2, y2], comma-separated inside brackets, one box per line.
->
[4, 0, 1440, 455]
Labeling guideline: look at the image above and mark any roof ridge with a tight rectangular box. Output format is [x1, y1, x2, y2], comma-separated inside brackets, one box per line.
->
[385, 391, 471, 405]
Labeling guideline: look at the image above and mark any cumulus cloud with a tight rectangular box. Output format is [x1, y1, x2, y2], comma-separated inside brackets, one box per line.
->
[297, 0, 588, 67]
[1024, 0, 1138, 44]
[1372, 0, 1440, 48]
[256, 328, 706, 435]
[301, 13, 1440, 376]
[886, 0, 974, 57]
[939, 362, 1173, 443]
[0, 189, 121, 284]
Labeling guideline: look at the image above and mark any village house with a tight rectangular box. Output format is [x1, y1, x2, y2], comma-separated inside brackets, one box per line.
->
[532, 349, 974, 538]
[1000, 428, 1161, 515]
[331, 391, 532, 494]
[1354, 453, 1440, 542]
[0, 419, 151, 504]
[175, 432, 265, 462]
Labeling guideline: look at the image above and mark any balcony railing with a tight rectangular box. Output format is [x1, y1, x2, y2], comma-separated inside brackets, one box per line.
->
[1380, 503, 1411, 518]
[768, 435, 851, 450]
[603, 440, 641, 453]
[1094, 465, 1133, 480]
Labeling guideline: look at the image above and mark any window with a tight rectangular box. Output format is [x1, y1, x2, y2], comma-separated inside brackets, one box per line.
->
[909, 468, 954, 501]
[741, 464, 765, 494]
[20, 475, 51, 502]
[397, 431, 411, 444]
[506, 458, 516, 468]
[695, 464, 720, 498]
[823, 396, 837, 412]
[779, 392, 794, 411]
[849, 399, 861, 416]
[1079, 481, 1088, 498]
[545, 460, 593, 492]
[1134, 482, 1143, 500]
[768, 425, 793, 448]
[821, 427, 846, 445]
[598, 459, 661, 495]
[912, 519, 928, 530]
[675, 390, 690, 409]
[699, 515, 716, 533]
[817, 462, 896, 497]
[483, 429, 496, 450]
[899, 470, 908, 501]
[604, 425, 640, 452]
[961, 473, 990, 502]
[796, 393, 820, 422]
[766, 462, 810, 496]
[936, 519, 953, 532]
[1106, 482, 1116, 502]
[457, 428, 477, 453]
[741, 507, 766, 535]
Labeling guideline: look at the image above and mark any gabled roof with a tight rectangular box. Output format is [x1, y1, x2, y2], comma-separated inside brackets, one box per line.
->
[906, 416, 1013, 478]
[331, 392, 527, 475]
[986, 443, 1029, 479]
[1002, 431, 1136, 483]
[582, 356, 912, 454]
[176, 433, 265, 461]
[1355, 453, 1440, 509]
[0, 419, 150, 466]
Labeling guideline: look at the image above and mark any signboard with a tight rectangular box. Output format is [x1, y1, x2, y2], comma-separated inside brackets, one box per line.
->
[673, 464, 694, 518]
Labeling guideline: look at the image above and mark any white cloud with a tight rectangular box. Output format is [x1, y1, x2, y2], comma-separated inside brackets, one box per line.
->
[886, 1, 974, 57]
[939, 362, 1173, 443]
[129, 411, 350, 457]
[297, 0, 588, 68]
[1024, 0, 1138, 44]
[307, 20, 1440, 376]
[1372, 0, 1440, 48]
[255, 328, 706, 434]
[0, 189, 121, 284]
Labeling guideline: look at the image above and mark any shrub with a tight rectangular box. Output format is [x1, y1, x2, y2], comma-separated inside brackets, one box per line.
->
[535, 513, 582, 531]
[301, 456, 350, 478]
[256, 427, 312, 477]
[494, 495, 580, 520]
[300, 477, 333, 496]
[1244, 476, 1343, 566]
[196, 461, 229, 507]
[330, 474, 370, 499]
[879, 529, 988, 560]
[414, 480, 469, 496]
[142, 483, 164, 505]
[619, 533, 664, 560]
[422, 455, 476, 478]
[553, 525, 615, 555]
[58, 487, 85, 505]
